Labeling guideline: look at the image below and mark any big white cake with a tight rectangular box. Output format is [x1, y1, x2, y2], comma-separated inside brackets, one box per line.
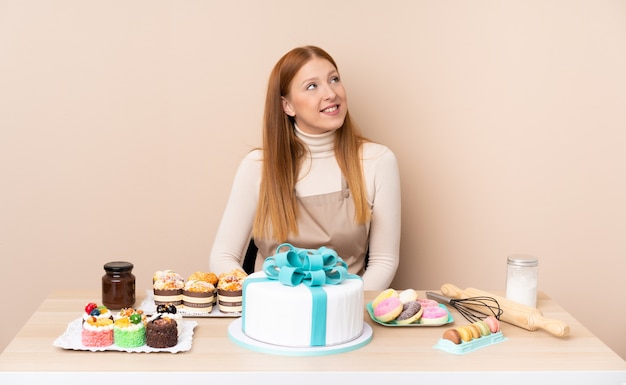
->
[242, 271, 364, 347]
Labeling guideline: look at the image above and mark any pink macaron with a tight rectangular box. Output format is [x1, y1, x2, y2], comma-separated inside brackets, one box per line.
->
[484, 315, 500, 333]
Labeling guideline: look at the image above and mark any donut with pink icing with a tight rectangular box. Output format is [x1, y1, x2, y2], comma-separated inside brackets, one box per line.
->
[373, 297, 403, 322]
[420, 305, 449, 325]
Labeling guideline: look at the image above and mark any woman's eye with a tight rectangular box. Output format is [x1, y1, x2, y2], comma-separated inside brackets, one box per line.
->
[306, 83, 317, 90]
[330, 76, 340, 83]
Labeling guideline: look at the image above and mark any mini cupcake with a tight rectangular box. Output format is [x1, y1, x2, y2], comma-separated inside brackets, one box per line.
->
[187, 271, 219, 305]
[183, 279, 216, 312]
[113, 308, 146, 348]
[217, 269, 247, 313]
[153, 270, 184, 307]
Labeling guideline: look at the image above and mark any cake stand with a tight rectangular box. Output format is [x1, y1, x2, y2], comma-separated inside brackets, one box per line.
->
[227, 319, 373, 356]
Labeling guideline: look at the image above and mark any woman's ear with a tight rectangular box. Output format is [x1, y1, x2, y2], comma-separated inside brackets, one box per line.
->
[282, 97, 295, 117]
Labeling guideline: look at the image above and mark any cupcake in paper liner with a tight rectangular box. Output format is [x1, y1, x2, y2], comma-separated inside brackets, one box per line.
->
[217, 269, 247, 313]
[182, 279, 216, 312]
[187, 271, 219, 305]
[153, 270, 184, 307]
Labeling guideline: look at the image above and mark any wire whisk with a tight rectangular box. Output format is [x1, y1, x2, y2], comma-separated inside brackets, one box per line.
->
[426, 292, 503, 323]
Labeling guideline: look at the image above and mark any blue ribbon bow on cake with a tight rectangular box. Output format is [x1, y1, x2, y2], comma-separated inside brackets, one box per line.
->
[262, 243, 350, 287]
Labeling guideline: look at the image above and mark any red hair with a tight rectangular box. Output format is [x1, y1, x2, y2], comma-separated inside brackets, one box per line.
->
[253, 46, 371, 241]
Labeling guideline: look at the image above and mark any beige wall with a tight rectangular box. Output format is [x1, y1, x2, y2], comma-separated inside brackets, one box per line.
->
[1, 0, 625, 359]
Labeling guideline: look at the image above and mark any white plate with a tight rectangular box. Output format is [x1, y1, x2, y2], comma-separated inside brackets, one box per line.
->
[139, 289, 241, 318]
[52, 318, 197, 353]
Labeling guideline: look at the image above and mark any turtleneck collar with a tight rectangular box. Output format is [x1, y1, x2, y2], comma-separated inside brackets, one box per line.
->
[294, 124, 336, 156]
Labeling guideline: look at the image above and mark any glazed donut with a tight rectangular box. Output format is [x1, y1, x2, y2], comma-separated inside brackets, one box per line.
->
[398, 289, 418, 304]
[395, 301, 423, 325]
[420, 305, 449, 325]
[373, 297, 403, 322]
[372, 289, 398, 309]
[417, 298, 439, 308]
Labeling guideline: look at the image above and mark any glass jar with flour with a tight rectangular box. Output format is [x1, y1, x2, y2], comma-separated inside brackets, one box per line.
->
[505, 255, 538, 308]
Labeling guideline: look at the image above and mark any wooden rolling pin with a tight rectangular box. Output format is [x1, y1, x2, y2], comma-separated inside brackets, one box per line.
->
[441, 283, 570, 337]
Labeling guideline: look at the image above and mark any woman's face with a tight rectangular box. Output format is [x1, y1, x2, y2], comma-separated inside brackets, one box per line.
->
[282, 57, 348, 135]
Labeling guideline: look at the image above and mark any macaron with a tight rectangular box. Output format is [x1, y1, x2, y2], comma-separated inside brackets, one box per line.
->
[456, 326, 473, 342]
[374, 297, 403, 322]
[372, 289, 399, 309]
[473, 320, 491, 336]
[395, 301, 423, 325]
[466, 324, 481, 339]
[484, 315, 500, 333]
[442, 328, 461, 344]
[398, 288, 418, 304]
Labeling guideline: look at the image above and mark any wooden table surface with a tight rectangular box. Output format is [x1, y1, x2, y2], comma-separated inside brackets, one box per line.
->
[1, 289, 625, 384]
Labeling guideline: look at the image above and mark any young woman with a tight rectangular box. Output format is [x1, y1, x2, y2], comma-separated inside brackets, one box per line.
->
[209, 46, 401, 290]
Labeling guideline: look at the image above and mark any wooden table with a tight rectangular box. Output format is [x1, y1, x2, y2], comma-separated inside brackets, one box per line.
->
[1, 290, 625, 384]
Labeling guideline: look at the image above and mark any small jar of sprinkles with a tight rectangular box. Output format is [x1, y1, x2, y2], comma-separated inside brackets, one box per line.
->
[505, 255, 538, 308]
[102, 261, 136, 309]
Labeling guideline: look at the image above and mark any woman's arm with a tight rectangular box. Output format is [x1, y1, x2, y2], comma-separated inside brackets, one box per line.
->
[361, 144, 401, 290]
[208, 151, 262, 275]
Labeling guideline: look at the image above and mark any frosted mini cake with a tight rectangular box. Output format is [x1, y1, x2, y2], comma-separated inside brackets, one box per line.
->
[113, 308, 146, 348]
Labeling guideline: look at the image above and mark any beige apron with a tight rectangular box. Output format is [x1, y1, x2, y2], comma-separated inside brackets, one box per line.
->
[254, 178, 370, 276]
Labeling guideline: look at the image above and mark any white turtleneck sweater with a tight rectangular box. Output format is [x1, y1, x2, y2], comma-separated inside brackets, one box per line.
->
[209, 127, 401, 290]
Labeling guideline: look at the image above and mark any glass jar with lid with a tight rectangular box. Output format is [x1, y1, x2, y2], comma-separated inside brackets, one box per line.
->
[102, 261, 136, 309]
[505, 255, 539, 308]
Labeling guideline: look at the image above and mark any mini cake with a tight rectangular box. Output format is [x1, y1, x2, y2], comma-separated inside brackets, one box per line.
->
[82, 315, 114, 347]
[153, 270, 184, 307]
[146, 315, 178, 348]
[217, 269, 247, 313]
[182, 279, 215, 312]
[113, 308, 146, 348]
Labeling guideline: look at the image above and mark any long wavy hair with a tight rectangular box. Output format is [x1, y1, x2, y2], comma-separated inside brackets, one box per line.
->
[252, 46, 371, 242]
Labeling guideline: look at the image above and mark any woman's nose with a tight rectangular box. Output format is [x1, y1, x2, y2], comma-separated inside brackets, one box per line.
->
[323, 85, 337, 100]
